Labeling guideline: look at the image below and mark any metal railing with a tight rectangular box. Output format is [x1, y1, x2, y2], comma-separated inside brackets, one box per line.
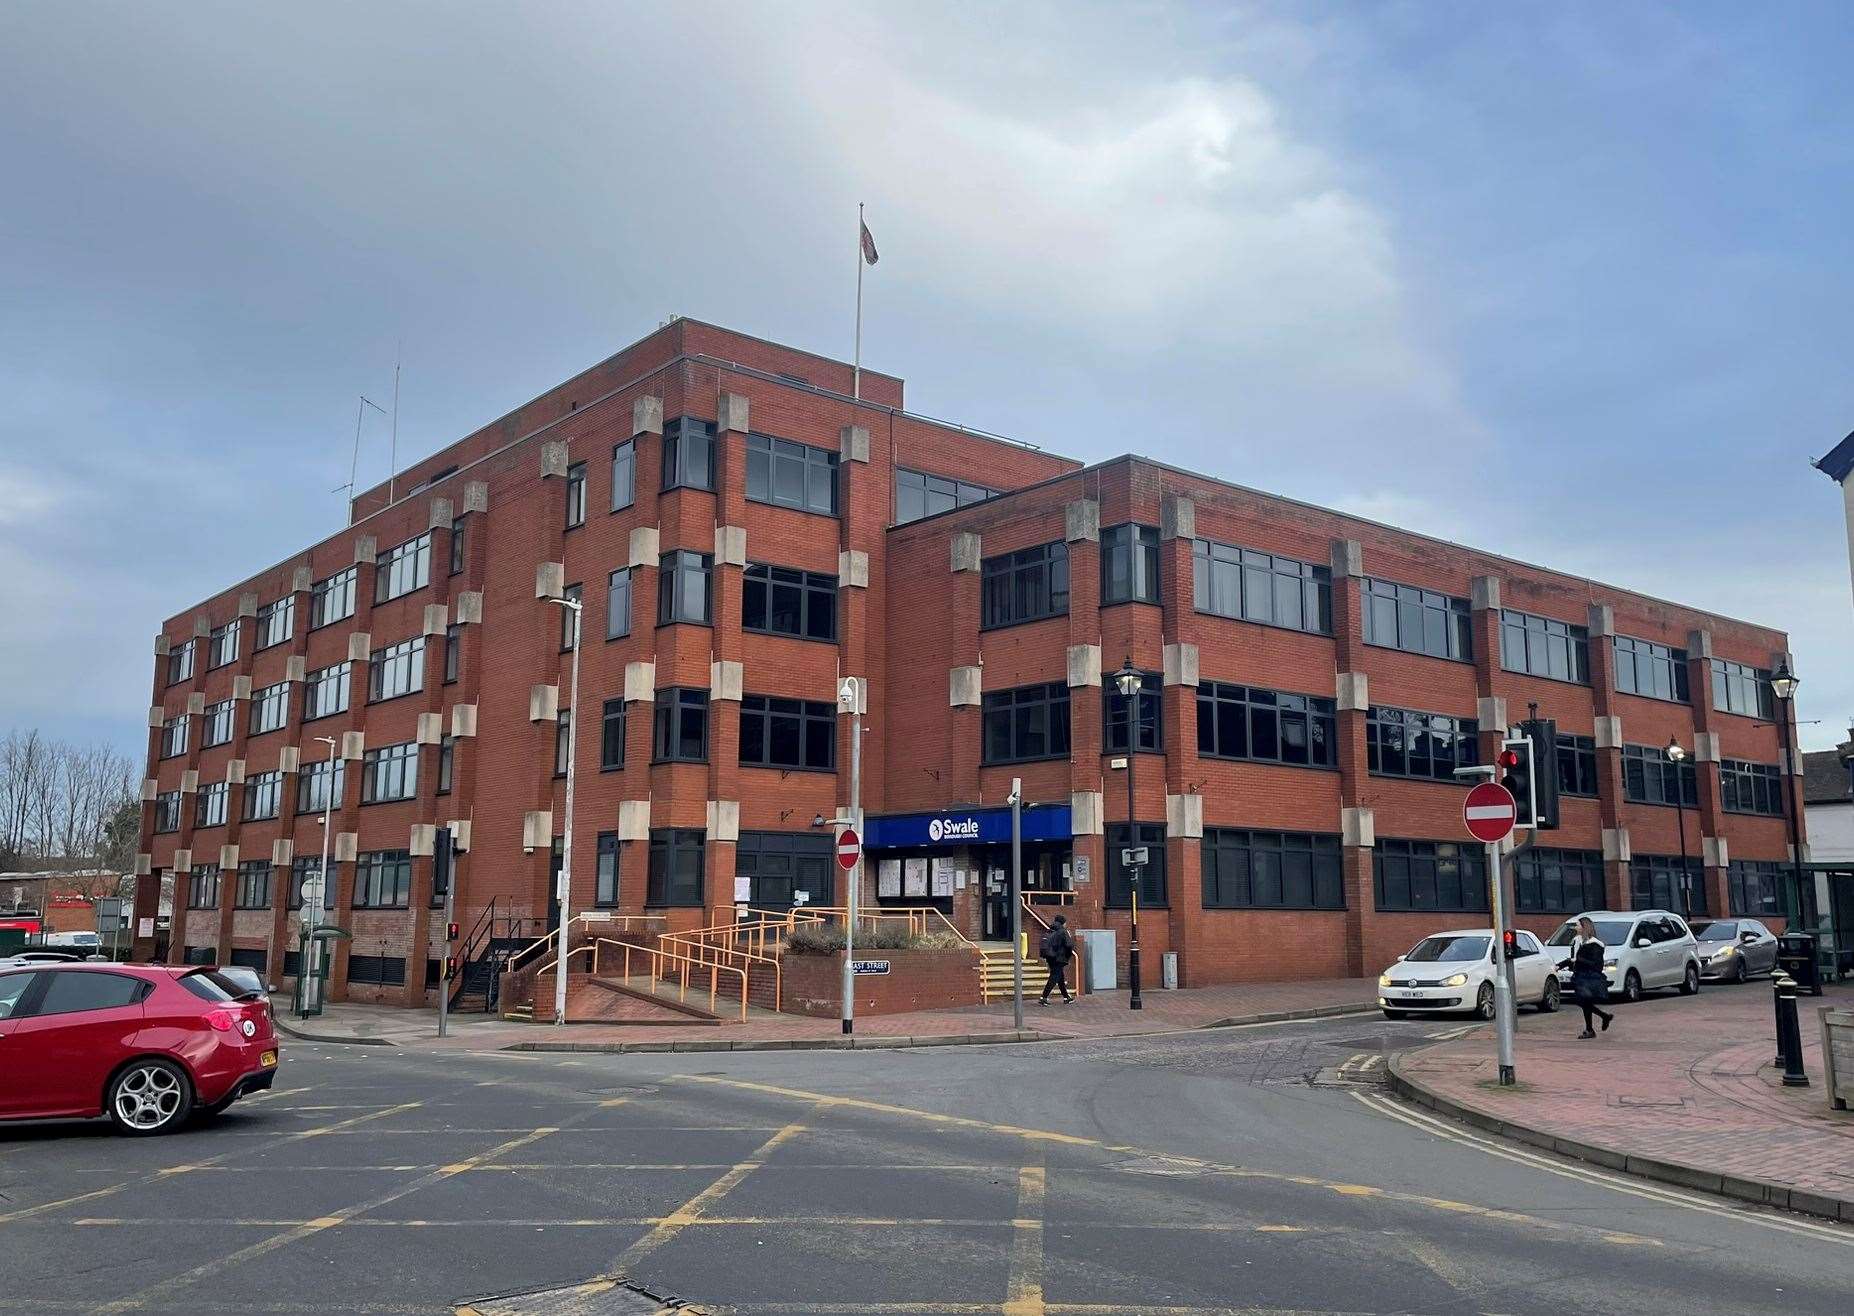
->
[590, 936, 751, 1023]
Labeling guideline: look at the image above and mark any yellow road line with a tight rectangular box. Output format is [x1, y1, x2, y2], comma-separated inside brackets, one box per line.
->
[1002, 1161, 1047, 1316]
[606, 1121, 807, 1272]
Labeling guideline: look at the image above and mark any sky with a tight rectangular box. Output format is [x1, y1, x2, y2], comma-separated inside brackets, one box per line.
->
[1, 1, 1851, 755]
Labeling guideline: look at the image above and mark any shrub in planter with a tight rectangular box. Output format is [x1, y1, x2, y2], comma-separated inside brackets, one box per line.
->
[782, 922, 954, 956]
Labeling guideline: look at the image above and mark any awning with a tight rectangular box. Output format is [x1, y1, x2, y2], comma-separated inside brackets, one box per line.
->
[866, 804, 1072, 849]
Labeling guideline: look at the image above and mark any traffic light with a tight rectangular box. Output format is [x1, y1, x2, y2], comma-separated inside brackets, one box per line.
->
[1498, 739, 1533, 827]
[446, 921, 459, 942]
[1517, 717, 1560, 830]
[444, 955, 457, 981]
[1501, 928, 1520, 961]
[433, 826, 454, 904]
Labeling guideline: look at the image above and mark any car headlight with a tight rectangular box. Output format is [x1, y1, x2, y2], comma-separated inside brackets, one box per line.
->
[1378, 973, 1392, 988]
[1440, 973, 1469, 988]
[1712, 945, 1737, 960]
[1603, 957, 1617, 967]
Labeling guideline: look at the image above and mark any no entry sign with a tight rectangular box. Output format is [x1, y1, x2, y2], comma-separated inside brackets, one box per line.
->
[1463, 782, 1518, 844]
[836, 828, 862, 871]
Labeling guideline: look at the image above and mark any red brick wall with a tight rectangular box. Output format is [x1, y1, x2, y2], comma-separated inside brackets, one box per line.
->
[777, 948, 983, 1017]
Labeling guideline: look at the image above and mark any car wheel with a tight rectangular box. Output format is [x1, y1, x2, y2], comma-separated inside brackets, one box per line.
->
[1733, 958, 1748, 985]
[107, 1058, 192, 1136]
[1622, 969, 1643, 1004]
[1475, 983, 1496, 1020]
[1381, 1009, 1406, 1020]
[1538, 977, 1561, 1013]
[1679, 962, 1699, 996]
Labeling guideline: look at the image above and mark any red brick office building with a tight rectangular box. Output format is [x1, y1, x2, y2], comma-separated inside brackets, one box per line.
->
[131, 319, 1806, 1003]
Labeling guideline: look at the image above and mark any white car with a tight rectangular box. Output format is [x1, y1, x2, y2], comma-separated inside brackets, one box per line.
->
[1379, 928, 1561, 1020]
[1545, 909, 1702, 1004]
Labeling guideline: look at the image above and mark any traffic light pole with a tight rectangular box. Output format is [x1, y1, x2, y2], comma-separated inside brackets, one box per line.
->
[1486, 838, 1517, 1086]
[437, 828, 455, 1040]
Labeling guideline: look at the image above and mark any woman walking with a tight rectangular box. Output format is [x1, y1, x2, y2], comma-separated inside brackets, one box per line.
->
[1568, 915, 1614, 1039]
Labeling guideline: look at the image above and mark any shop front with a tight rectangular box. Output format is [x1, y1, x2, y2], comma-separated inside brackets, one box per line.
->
[865, 804, 1074, 942]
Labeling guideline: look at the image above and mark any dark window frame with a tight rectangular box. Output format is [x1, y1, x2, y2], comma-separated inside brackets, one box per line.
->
[606, 568, 633, 640]
[1365, 706, 1479, 783]
[595, 831, 620, 907]
[981, 542, 1070, 630]
[1373, 838, 1489, 913]
[1361, 577, 1472, 662]
[1613, 635, 1691, 703]
[1103, 672, 1163, 754]
[657, 550, 713, 627]
[353, 849, 413, 910]
[610, 440, 636, 512]
[1557, 733, 1599, 797]
[894, 466, 994, 524]
[1196, 681, 1338, 769]
[1101, 524, 1161, 606]
[1499, 609, 1590, 684]
[1513, 847, 1607, 914]
[647, 828, 706, 907]
[660, 417, 715, 493]
[1202, 829, 1344, 910]
[361, 742, 419, 804]
[742, 563, 837, 643]
[746, 432, 839, 516]
[1710, 659, 1775, 719]
[981, 682, 1072, 766]
[600, 698, 625, 771]
[310, 566, 358, 629]
[652, 688, 710, 764]
[1193, 538, 1332, 636]
[234, 859, 272, 910]
[375, 532, 433, 603]
[1105, 823, 1167, 909]
[1621, 743, 1698, 808]
[1720, 759, 1784, 817]
[739, 695, 837, 771]
[564, 461, 587, 528]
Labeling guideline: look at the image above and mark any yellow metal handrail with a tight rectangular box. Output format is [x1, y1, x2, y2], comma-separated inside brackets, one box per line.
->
[591, 936, 750, 1023]
[529, 912, 665, 978]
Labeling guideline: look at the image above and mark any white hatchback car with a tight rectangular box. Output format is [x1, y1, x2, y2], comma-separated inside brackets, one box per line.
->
[1545, 909, 1702, 1003]
[1378, 928, 1561, 1020]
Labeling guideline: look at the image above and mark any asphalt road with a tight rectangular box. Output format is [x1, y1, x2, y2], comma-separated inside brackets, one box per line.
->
[1, 1013, 1850, 1315]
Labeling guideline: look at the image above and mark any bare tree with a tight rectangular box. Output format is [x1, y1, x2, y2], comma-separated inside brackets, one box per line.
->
[0, 730, 137, 871]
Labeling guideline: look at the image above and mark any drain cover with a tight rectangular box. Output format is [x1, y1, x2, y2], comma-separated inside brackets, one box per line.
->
[459, 1276, 702, 1315]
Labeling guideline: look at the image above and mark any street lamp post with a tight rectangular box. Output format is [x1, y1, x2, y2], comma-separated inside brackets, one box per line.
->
[1665, 738, 1691, 918]
[547, 594, 583, 1027]
[1769, 662, 1811, 948]
[304, 733, 339, 1018]
[1112, 660, 1144, 1011]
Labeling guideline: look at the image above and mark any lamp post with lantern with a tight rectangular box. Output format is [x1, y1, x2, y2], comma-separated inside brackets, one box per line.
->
[1111, 659, 1145, 1011]
[1768, 662, 1813, 944]
[1665, 737, 1692, 918]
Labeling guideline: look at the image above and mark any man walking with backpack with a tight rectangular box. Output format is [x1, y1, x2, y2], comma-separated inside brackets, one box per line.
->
[1038, 914, 1075, 1005]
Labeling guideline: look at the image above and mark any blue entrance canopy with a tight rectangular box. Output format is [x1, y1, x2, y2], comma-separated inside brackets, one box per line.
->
[866, 804, 1072, 849]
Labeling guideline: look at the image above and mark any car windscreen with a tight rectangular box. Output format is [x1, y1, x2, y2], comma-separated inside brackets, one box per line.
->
[1690, 921, 1737, 941]
[1548, 920, 1632, 947]
[1404, 935, 1489, 963]
[177, 970, 244, 1002]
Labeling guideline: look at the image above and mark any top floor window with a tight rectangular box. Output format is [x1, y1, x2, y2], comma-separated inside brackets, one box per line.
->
[611, 440, 636, 511]
[1710, 658, 1775, 719]
[564, 461, 587, 528]
[311, 567, 357, 629]
[255, 596, 293, 649]
[1614, 635, 1689, 703]
[661, 417, 714, 493]
[1101, 525, 1160, 606]
[747, 434, 838, 516]
[1363, 579, 1471, 662]
[895, 467, 993, 525]
[167, 639, 196, 685]
[208, 621, 239, 670]
[981, 542, 1069, 630]
[1193, 539, 1331, 635]
[1499, 609, 1589, 684]
[375, 533, 432, 603]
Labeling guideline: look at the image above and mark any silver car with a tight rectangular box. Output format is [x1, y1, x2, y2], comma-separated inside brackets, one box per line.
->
[1689, 918, 1779, 983]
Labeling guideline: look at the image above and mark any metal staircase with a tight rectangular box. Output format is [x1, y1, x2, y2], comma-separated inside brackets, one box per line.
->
[447, 898, 545, 1014]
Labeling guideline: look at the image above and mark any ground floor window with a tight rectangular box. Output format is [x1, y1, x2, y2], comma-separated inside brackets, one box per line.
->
[1513, 848, 1607, 914]
[648, 829, 706, 906]
[1105, 823, 1167, 908]
[227, 947, 267, 973]
[736, 831, 833, 910]
[1632, 855, 1707, 917]
[1728, 859, 1784, 916]
[346, 954, 407, 987]
[1373, 839, 1487, 913]
[1202, 829, 1343, 910]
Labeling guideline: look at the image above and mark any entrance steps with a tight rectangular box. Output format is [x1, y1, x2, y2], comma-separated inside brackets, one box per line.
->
[978, 943, 1035, 1002]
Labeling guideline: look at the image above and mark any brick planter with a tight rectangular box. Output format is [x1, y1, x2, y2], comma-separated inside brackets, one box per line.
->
[779, 947, 982, 1017]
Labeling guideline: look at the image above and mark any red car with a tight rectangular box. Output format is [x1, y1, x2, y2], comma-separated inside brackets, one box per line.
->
[0, 963, 279, 1135]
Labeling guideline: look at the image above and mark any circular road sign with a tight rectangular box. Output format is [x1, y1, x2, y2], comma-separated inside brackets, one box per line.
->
[1463, 782, 1518, 844]
[836, 828, 862, 871]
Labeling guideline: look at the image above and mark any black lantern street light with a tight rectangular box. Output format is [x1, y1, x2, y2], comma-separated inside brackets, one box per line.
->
[1112, 659, 1144, 1011]
[1665, 737, 1692, 919]
[1768, 661, 1811, 938]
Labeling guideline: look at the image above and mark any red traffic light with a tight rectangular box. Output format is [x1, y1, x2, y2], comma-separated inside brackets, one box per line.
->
[1501, 929, 1519, 957]
[1498, 748, 1521, 769]
[444, 956, 457, 980]
[446, 922, 460, 941]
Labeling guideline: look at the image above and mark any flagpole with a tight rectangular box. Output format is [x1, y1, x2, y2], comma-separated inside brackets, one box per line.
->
[853, 202, 864, 401]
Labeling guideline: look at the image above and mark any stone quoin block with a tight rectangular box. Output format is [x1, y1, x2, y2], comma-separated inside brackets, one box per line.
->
[285, 655, 306, 682]
[172, 849, 192, 873]
[838, 550, 869, 588]
[446, 820, 473, 852]
[529, 685, 560, 723]
[1602, 828, 1632, 863]
[340, 731, 365, 761]
[705, 800, 741, 842]
[1166, 793, 1204, 839]
[1687, 629, 1714, 659]
[225, 759, 246, 786]
[1478, 696, 1508, 732]
[462, 480, 489, 513]
[1162, 643, 1199, 687]
[140, 778, 157, 802]
[1471, 576, 1501, 611]
[1160, 494, 1195, 541]
[218, 845, 239, 871]
[1336, 672, 1369, 712]
[522, 811, 552, 851]
[716, 392, 749, 433]
[450, 704, 478, 738]
[417, 712, 443, 745]
[193, 616, 211, 638]
[334, 832, 358, 863]
[135, 853, 152, 877]
[454, 592, 483, 625]
[950, 666, 982, 707]
[278, 746, 300, 774]
[1586, 604, 1615, 637]
[147, 706, 164, 728]
[291, 565, 314, 592]
[714, 525, 747, 567]
[154, 633, 170, 656]
[346, 632, 372, 663]
[1594, 717, 1623, 750]
[1702, 836, 1729, 868]
[624, 662, 655, 703]
[1329, 539, 1363, 578]
[618, 800, 651, 841]
[539, 440, 569, 478]
[632, 395, 664, 436]
[535, 562, 565, 600]
[839, 424, 870, 463]
[423, 604, 448, 636]
[1070, 792, 1104, 835]
[709, 661, 744, 702]
[628, 526, 660, 568]
[353, 536, 377, 565]
[428, 497, 453, 530]
[1066, 645, 1102, 688]
[232, 675, 252, 701]
[836, 676, 867, 716]
[180, 770, 199, 794]
[1064, 499, 1100, 543]
[410, 824, 437, 858]
[1342, 807, 1376, 849]
[272, 839, 294, 867]
[186, 692, 205, 716]
[237, 592, 258, 619]
[950, 532, 981, 573]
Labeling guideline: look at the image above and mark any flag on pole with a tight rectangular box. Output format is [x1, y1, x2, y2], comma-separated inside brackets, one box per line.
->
[860, 219, 879, 266]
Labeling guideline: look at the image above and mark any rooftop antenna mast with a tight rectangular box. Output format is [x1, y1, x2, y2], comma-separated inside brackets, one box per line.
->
[387, 345, 401, 506]
[335, 395, 391, 525]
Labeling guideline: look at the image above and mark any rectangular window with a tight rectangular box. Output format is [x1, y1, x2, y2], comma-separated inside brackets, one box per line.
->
[1622, 743, 1697, 807]
[375, 532, 432, 603]
[368, 636, 426, 702]
[1193, 539, 1331, 635]
[345, 954, 407, 987]
[354, 850, 412, 909]
[234, 859, 271, 909]
[1103, 673, 1162, 753]
[1366, 706, 1478, 783]
[981, 683, 1072, 765]
[242, 771, 283, 821]
[449, 516, 467, 575]
[657, 550, 713, 626]
[1514, 848, 1607, 914]
[310, 567, 358, 628]
[187, 864, 221, 909]
[595, 832, 620, 907]
[208, 621, 239, 670]
[742, 564, 836, 642]
[1557, 733, 1598, 797]
[564, 461, 586, 528]
[1373, 839, 1488, 913]
[1101, 525, 1161, 605]
[746, 433, 839, 516]
[1202, 829, 1344, 910]
[894, 466, 993, 524]
[256, 596, 294, 649]
[653, 688, 709, 763]
[661, 417, 715, 492]
[555, 709, 572, 777]
[1361, 578, 1472, 661]
[606, 569, 632, 640]
[1614, 635, 1690, 702]
[167, 639, 196, 684]
[154, 791, 182, 833]
[160, 714, 189, 759]
[739, 696, 836, 771]
[287, 855, 324, 910]
[250, 681, 289, 735]
[195, 781, 229, 828]
[304, 663, 351, 720]
[1729, 859, 1784, 917]
[297, 757, 345, 813]
[647, 828, 705, 906]
[736, 831, 835, 908]
[202, 699, 235, 748]
[600, 698, 625, 771]
[361, 742, 419, 803]
[1721, 759, 1784, 816]
[611, 440, 636, 511]
[1196, 681, 1337, 768]
[1105, 823, 1167, 908]
[981, 542, 1069, 629]
[443, 624, 461, 683]
[1499, 609, 1590, 683]
[437, 735, 454, 795]
[560, 583, 582, 650]
[1631, 855, 1706, 916]
[1710, 659, 1775, 719]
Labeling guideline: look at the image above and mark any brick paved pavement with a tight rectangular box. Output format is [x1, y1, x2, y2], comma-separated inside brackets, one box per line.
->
[1391, 980, 1854, 1217]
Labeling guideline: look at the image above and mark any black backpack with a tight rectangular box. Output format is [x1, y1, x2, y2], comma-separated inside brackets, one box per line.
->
[1039, 926, 1068, 959]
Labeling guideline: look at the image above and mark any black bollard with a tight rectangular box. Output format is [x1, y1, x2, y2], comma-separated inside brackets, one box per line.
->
[1773, 972, 1789, 1070]
[1777, 976, 1811, 1088]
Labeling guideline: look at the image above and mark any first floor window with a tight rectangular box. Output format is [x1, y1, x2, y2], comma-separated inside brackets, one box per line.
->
[658, 550, 712, 626]
[1729, 860, 1784, 916]
[1196, 681, 1337, 768]
[606, 568, 632, 640]
[1720, 760, 1783, 816]
[739, 695, 835, 770]
[981, 541, 1068, 629]
[369, 636, 426, 702]
[647, 829, 705, 906]
[653, 688, 709, 763]
[187, 864, 221, 909]
[1622, 744, 1697, 807]
[1513, 848, 1607, 914]
[1631, 855, 1706, 916]
[304, 663, 350, 719]
[202, 699, 235, 747]
[1103, 673, 1162, 754]
[437, 735, 454, 794]
[250, 681, 289, 735]
[1614, 635, 1690, 703]
[241, 770, 283, 821]
[1374, 839, 1487, 913]
[297, 757, 345, 814]
[287, 855, 324, 910]
[601, 698, 625, 770]
[362, 742, 418, 803]
[1202, 829, 1343, 910]
[154, 791, 182, 833]
[1710, 658, 1774, 719]
[1105, 823, 1167, 908]
[1366, 706, 1477, 782]
[982, 682, 1071, 765]
[195, 780, 228, 828]
[1557, 734, 1598, 797]
[161, 714, 189, 759]
[742, 563, 836, 642]
[208, 620, 240, 669]
[1101, 524, 1160, 605]
[595, 832, 620, 906]
[354, 849, 412, 909]
[746, 432, 838, 515]
[234, 860, 271, 909]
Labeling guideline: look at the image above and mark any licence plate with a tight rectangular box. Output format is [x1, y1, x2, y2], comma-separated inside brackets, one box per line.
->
[260, 1050, 277, 1067]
